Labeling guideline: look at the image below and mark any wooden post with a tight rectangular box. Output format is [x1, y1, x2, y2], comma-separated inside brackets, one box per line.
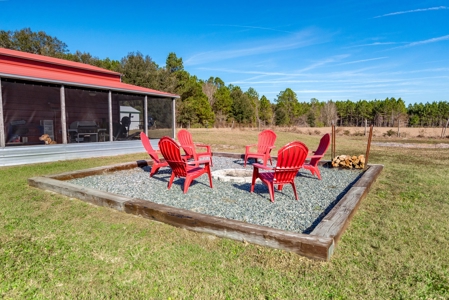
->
[397, 120, 400, 137]
[60, 85, 67, 144]
[108, 91, 113, 141]
[365, 125, 374, 168]
[144, 96, 148, 136]
[0, 78, 5, 148]
[331, 121, 336, 159]
[172, 98, 176, 138]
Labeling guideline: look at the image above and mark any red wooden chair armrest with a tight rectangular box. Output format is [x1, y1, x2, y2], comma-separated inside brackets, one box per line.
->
[194, 143, 211, 152]
[187, 159, 211, 166]
[253, 163, 274, 170]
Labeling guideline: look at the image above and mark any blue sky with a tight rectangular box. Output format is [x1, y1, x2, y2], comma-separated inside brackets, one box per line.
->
[1, 0, 448, 105]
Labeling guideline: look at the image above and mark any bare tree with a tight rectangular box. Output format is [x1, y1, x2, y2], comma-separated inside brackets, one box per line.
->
[320, 100, 338, 126]
[202, 81, 217, 108]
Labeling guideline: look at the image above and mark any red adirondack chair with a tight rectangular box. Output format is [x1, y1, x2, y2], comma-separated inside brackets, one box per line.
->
[158, 136, 213, 194]
[177, 129, 213, 166]
[140, 132, 169, 177]
[250, 141, 308, 202]
[302, 133, 330, 180]
[244, 129, 277, 167]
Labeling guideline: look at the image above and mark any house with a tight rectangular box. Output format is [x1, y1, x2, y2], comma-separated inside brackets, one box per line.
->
[0, 48, 179, 166]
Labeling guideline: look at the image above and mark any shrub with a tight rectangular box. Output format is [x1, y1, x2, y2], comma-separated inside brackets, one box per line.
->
[383, 129, 396, 137]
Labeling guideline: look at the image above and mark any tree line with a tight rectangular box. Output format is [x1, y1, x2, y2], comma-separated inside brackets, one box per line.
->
[2, 28, 448, 128]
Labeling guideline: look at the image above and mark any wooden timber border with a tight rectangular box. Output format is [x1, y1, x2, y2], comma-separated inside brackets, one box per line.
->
[28, 152, 383, 261]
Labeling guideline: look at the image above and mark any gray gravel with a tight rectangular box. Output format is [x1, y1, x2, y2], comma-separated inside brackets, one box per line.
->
[69, 156, 363, 233]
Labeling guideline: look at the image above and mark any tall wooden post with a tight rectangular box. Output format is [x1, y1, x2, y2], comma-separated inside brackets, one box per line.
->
[0, 78, 5, 148]
[60, 85, 67, 144]
[365, 125, 374, 168]
[108, 91, 113, 142]
[331, 121, 336, 159]
[144, 95, 148, 136]
[172, 98, 176, 139]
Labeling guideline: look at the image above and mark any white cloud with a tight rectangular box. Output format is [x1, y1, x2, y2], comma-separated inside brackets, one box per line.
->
[405, 35, 449, 47]
[335, 57, 388, 65]
[184, 29, 326, 66]
[374, 6, 449, 18]
[298, 54, 350, 72]
[345, 42, 398, 48]
[209, 24, 294, 34]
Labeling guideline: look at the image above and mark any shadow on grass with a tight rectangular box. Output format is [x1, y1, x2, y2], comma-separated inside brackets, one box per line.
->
[303, 168, 365, 234]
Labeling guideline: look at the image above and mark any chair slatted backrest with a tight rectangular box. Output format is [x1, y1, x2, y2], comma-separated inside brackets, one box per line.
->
[309, 133, 330, 166]
[158, 136, 188, 177]
[177, 129, 195, 157]
[257, 129, 277, 154]
[140, 132, 161, 163]
[273, 141, 308, 184]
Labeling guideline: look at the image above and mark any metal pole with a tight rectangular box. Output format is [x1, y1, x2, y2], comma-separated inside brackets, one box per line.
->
[108, 91, 113, 142]
[365, 125, 374, 168]
[0, 78, 5, 148]
[60, 85, 67, 144]
[144, 95, 148, 136]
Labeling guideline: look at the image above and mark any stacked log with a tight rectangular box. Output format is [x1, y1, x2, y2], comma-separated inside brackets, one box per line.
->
[331, 155, 365, 169]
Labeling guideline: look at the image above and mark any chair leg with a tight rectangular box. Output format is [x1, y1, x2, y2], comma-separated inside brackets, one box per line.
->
[291, 182, 298, 200]
[244, 154, 248, 167]
[267, 182, 275, 202]
[183, 177, 193, 194]
[250, 168, 259, 193]
[206, 165, 213, 188]
[150, 166, 160, 177]
[167, 172, 175, 190]
[315, 167, 322, 180]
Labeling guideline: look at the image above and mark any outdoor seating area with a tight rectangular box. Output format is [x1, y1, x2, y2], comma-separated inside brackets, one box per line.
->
[143, 129, 331, 202]
[28, 147, 382, 261]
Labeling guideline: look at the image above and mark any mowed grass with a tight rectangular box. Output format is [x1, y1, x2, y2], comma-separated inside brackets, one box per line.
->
[1, 128, 448, 299]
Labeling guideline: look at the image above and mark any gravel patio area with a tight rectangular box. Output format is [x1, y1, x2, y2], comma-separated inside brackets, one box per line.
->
[69, 156, 364, 234]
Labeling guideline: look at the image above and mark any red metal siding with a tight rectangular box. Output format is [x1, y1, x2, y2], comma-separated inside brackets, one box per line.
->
[0, 48, 179, 98]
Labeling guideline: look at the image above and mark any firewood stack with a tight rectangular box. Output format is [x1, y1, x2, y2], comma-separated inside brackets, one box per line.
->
[331, 155, 365, 169]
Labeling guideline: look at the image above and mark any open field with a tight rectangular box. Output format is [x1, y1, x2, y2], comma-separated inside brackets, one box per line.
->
[1, 128, 448, 299]
[265, 126, 449, 139]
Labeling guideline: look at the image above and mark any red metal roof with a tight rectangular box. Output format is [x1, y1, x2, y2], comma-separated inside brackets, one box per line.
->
[0, 48, 179, 98]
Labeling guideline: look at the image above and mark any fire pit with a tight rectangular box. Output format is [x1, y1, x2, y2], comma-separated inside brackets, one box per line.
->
[211, 168, 260, 183]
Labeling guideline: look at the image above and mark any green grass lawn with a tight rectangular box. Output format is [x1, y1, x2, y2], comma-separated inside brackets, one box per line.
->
[1, 129, 448, 299]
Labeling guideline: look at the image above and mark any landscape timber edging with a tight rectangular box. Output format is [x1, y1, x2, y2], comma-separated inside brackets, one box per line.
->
[28, 152, 383, 261]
